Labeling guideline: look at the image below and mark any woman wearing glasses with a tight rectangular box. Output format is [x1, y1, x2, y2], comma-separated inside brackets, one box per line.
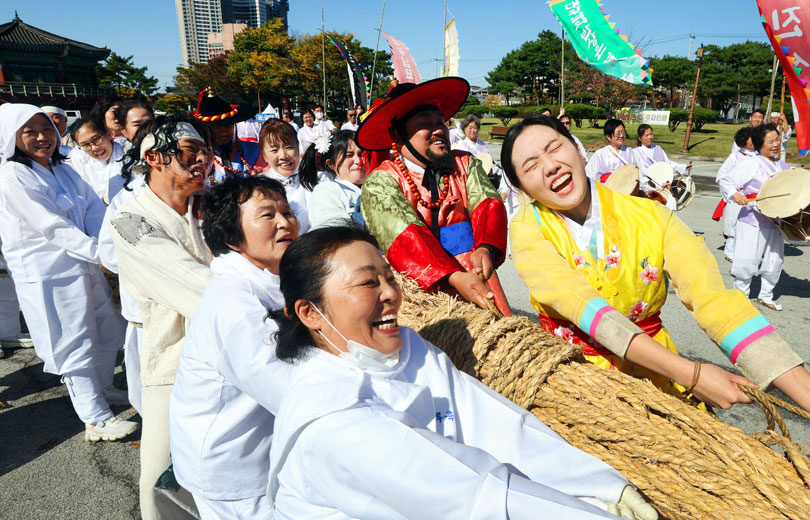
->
[585, 119, 636, 183]
[68, 118, 125, 203]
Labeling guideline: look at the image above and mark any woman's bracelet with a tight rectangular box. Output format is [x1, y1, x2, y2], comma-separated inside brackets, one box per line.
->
[685, 361, 702, 394]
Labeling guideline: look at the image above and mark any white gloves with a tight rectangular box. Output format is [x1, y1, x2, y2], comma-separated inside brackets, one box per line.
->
[607, 486, 658, 520]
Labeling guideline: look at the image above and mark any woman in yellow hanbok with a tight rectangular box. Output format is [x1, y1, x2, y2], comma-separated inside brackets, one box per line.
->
[500, 115, 810, 411]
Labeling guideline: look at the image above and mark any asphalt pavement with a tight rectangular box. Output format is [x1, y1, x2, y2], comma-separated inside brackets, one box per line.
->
[1, 156, 809, 519]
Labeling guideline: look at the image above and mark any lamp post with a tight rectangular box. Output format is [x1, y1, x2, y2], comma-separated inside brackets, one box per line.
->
[681, 44, 705, 153]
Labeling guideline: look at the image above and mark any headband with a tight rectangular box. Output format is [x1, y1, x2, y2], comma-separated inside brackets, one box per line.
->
[134, 122, 204, 173]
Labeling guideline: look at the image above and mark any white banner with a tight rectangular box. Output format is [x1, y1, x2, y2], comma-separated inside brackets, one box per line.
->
[618, 109, 670, 126]
[443, 18, 460, 77]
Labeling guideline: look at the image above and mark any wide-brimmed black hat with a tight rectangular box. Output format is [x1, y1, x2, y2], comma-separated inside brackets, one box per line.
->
[356, 77, 470, 151]
[192, 88, 253, 127]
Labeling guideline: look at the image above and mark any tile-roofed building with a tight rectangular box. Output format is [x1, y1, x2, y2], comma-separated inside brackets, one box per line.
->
[0, 13, 113, 108]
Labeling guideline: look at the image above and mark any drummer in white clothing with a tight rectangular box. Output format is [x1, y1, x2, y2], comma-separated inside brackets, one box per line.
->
[633, 124, 691, 176]
[266, 225, 658, 520]
[170, 175, 297, 520]
[722, 123, 788, 311]
[0, 104, 133, 440]
[300, 130, 366, 228]
[714, 127, 756, 262]
[585, 119, 636, 183]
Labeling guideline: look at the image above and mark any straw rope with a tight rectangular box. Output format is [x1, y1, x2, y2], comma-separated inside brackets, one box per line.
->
[397, 275, 810, 519]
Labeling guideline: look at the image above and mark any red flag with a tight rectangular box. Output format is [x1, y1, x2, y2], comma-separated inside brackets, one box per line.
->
[757, 0, 810, 155]
[381, 32, 421, 84]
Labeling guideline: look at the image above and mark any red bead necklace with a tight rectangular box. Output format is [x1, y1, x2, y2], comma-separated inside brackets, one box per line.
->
[213, 148, 254, 175]
[390, 144, 449, 210]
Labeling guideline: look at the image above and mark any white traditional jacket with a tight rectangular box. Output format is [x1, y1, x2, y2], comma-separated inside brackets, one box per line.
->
[267, 327, 628, 519]
[0, 160, 104, 282]
[109, 184, 212, 386]
[170, 251, 291, 501]
[68, 141, 125, 202]
[309, 178, 362, 229]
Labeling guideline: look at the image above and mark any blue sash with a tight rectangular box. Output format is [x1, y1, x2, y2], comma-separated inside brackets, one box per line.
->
[440, 221, 474, 256]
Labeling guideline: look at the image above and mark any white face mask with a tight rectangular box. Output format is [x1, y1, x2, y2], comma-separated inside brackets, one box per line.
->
[310, 302, 400, 371]
[314, 111, 324, 120]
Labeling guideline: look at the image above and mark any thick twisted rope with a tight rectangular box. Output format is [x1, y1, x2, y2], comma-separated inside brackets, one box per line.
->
[397, 275, 810, 519]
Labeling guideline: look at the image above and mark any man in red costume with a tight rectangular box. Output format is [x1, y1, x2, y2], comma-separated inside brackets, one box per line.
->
[358, 77, 511, 315]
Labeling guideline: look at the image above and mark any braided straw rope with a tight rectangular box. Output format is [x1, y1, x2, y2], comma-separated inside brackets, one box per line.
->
[397, 275, 810, 519]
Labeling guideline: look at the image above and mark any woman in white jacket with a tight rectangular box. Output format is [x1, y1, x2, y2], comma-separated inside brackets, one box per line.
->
[169, 174, 298, 520]
[67, 118, 125, 203]
[299, 130, 366, 228]
[0, 104, 133, 440]
[266, 225, 657, 519]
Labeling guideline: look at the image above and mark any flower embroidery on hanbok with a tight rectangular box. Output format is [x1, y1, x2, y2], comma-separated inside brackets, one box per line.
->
[628, 300, 648, 321]
[605, 245, 621, 270]
[573, 254, 590, 268]
[553, 325, 575, 344]
[639, 256, 659, 286]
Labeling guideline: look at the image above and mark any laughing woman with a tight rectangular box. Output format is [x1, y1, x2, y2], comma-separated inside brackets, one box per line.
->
[0, 104, 132, 439]
[503, 114, 810, 412]
[170, 175, 298, 519]
[265, 225, 658, 520]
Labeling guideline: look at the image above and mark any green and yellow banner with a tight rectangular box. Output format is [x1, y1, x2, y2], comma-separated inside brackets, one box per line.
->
[549, 0, 652, 86]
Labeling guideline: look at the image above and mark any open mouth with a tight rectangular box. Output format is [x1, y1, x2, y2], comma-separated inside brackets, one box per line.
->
[551, 172, 573, 193]
[372, 313, 398, 331]
[276, 234, 293, 244]
[429, 137, 448, 148]
[35, 144, 52, 152]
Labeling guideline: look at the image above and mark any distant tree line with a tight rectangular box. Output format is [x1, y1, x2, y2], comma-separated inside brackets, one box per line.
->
[486, 30, 778, 121]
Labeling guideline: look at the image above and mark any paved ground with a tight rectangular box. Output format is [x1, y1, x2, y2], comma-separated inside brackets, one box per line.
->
[1, 157, 809, 519]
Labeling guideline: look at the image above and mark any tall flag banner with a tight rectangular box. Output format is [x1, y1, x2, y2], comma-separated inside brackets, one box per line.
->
[757, 0, 810, 155]
[549, 0, 652, 87]
[443, 18, 460, 77]
[382, 31, 422, 84]
[329, 35, 370, 109]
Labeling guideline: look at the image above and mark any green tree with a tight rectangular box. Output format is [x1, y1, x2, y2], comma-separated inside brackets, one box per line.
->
[492, 106, 519, 125]
[228, 19, 297, 106]
[153, 93, 196, 113]
[174, 54, 248, 102]
[96, 52, 158, 97]
[353, 46, 394, 102]
[649, 56, 695, 107]
[701, 41, 773, 120]
[486, 30, 569, 105]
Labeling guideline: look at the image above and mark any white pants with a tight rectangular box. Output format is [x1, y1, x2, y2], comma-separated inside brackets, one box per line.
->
[124, 323, 143, 415]
[731, 221, 784, 301]
[15, 268, 125, 423]
[140, 384, 199, 520]
[0, 270, 21, 339]
[193, 494, 272, 520]
[723, 203, 742, 259]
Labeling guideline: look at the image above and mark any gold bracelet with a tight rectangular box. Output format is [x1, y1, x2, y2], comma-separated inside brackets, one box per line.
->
[686, 361, 702, 394]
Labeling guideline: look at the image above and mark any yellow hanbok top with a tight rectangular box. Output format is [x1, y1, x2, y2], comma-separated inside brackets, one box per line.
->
[510, 181, 801, 389]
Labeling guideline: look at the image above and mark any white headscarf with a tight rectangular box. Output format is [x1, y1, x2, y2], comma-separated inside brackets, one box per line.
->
[0, 103, 59, 166]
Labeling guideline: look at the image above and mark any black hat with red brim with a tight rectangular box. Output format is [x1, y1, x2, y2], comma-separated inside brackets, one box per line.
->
[356, 77, 470, 151]
[192, 88, 254, 127]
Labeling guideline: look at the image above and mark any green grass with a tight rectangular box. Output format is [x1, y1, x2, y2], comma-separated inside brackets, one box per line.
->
[478, 117, 805, 162]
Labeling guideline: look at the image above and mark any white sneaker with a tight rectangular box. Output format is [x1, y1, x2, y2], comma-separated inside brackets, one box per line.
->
[85, 416, 138, 441]
[102, 385, 130, 406]
[755, 298, 783, 311]
[0, 332, 33, 348]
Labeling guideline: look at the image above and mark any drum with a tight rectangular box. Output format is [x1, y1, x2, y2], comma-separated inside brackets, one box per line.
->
[757, 167, 810, 244]
[476, 152, 493, 175]
[668, 174, 696, 211]
[604, 163, 640, 196]
[646, 162, 675, 187]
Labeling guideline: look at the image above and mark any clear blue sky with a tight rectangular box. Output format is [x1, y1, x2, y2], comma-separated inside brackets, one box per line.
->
[6, 1, 769, 90]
